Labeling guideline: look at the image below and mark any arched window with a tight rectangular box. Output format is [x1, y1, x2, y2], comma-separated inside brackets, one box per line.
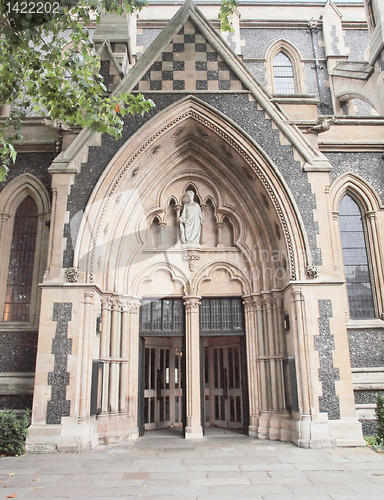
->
[339, 194, 375, 319]
[3, 196, 39, 322]
[273, 52, 295, 94]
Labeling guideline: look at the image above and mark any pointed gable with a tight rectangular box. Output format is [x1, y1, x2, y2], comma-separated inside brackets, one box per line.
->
[132, 19, 245, 93]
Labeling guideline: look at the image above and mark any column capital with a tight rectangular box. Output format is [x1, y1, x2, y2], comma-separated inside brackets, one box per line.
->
[262, 292, 274, 307]
[183, 295, 201, 312]
[242, 295, 255, 311]
[272, 291, 283, 303]
[101, 294, 113, 310]
[120, 296, 141, 313]
[291, 287, 303, 301]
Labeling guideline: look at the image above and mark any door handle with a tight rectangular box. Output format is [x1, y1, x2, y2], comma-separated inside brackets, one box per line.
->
[223, 368, 228, 400]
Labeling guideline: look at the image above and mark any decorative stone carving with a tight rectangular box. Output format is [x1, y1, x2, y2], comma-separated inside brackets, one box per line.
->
[306, 264, 320, 279]
[179, 191, 203, 245]
[183, 296, 201, 312]
[65, 267, 79, 283]
[114, 193, 121, 206]
[261, 192, 270, 209]
[307, 116, 339, 134]
[308, 19, 320, 31]
[197, 126, 208, 138]
[148, 145, 161, 157]
[275, 222, 281, 240]
[171, 126, 185, 138]
[183, 252, 201, 271]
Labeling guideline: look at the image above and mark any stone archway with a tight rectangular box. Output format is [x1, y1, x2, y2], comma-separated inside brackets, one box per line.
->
[71, 96, 311, 443]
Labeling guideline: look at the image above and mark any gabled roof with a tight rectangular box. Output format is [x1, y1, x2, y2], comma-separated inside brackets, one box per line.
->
[115, 0, 266, 98]
[51, 0, 331, 173]
[112, 0, 330, 170]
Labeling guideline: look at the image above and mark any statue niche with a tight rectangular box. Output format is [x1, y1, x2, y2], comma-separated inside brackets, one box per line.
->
[179, 190, 203, 246]
[147, 188, 236, 249]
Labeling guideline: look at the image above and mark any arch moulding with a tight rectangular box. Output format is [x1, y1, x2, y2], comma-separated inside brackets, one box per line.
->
[74, 96, 310, 289]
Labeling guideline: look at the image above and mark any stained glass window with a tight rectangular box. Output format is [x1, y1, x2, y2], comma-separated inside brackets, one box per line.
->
[273, 52, 295, 94]
[339, 194, 375, 318]
[3, 196, 38, 322]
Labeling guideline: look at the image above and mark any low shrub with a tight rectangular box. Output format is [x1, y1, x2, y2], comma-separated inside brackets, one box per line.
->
[375, 392, 384, 443]
[0, 409, 30, 457]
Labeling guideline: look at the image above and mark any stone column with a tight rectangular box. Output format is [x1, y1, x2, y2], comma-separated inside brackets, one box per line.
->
[119, 298, 130, 413]
[183, 295, 203, 439]
[45, 187, 57, 275]
[216, 221, 224, 247]
[256, 297, 268, 412]
[265, 294, 278, 411]
[367, 211, 384, 315]
[291, 287, 311, 447]
[100, 296, 112, 413]
[200, 204, 207, 245]
[331, 210, 341, 273]
[79, 290, 95, 420]
[109, 297, 121, 413]
[243, 295, 259, 436]
[0, 214, 10, 317]
[46, 171, 76, 280]
[158, 222, 166, 247]
[273, 293, 286, 410]
[174, 204, 182, 244]
[292, 288, 311, 416]
[126, 298, 141, 432]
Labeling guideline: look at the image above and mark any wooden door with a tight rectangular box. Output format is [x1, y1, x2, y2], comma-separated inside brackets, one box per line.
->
[143, 338, 183, 430]
[203, 338, 243, 429]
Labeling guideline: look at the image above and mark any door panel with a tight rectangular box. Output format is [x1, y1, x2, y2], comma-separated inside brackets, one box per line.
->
[203, 338, 243, 429]
[143, 338, 183, 430]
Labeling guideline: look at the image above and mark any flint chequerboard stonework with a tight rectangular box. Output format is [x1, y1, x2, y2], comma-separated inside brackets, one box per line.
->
[1, 0, 384, 452]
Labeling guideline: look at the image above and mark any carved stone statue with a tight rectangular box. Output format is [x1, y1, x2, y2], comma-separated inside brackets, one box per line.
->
[179, 190, 203, 245]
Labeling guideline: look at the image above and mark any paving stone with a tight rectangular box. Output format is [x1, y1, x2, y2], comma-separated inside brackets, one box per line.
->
[189, 477, 251, 486]
[294, 462, 349, 471]
[198, 496, 263, 500]
[188, 464, 240, 472]
[239, 462, 296, 471]
[1, 433, 383, 499]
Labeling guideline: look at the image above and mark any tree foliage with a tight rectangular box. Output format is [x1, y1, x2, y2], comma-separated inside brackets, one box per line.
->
[0, 0, 237, 180]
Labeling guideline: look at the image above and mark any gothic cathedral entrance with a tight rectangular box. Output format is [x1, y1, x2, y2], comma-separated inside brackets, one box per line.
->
[138, 297, 248, 436]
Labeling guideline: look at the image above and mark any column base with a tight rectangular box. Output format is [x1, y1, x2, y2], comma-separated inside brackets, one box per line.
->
[26, 417, 99, 453]
[185, 426, 204, 439]
[97, 414, 139, 444]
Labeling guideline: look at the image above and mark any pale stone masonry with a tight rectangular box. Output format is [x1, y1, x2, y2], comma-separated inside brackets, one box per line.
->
[0, 0, 383, 452]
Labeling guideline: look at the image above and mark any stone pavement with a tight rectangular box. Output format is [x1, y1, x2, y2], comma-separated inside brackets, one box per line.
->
[1, 428, 384, 499]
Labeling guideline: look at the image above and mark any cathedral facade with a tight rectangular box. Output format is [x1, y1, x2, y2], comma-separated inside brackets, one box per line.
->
[1, 0, 384, 452]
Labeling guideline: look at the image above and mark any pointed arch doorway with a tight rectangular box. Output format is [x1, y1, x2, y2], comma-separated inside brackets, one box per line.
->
[138, 296, 249, 437]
